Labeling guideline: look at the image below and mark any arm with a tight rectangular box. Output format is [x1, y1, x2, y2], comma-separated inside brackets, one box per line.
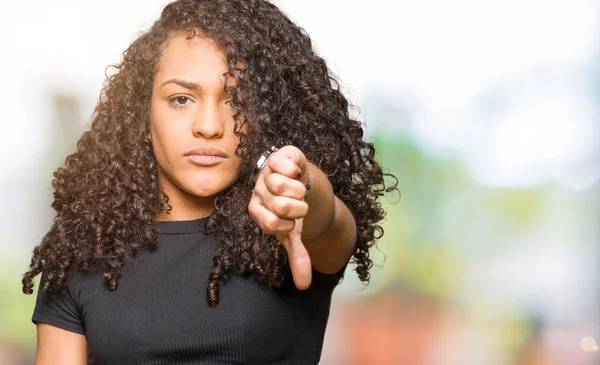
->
[36, 323, 87, 365]
[301, 163, 356, 274]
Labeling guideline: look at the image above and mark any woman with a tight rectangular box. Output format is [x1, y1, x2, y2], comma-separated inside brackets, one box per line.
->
[23, 0, 397, 364]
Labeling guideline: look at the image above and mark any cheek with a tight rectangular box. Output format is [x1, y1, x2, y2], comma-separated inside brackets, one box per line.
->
[150, 106, 180, 163]
[149, 125, 169, 165]
[230, 156, 244, 175]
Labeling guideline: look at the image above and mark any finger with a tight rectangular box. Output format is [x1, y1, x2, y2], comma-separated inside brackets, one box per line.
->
[264, 195, 309, 220]
[278, 219, 312, 290]
[264, 173, 307, 200]
[253, 173, 308, 217]
[277, 145, 306, 170]
[267, 152, 302, 180]
[248, 198, 295, 235]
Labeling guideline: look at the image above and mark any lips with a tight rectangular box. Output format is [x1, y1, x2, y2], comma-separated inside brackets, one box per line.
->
[184, 147, 228, 167]
[184, 147, 228, 158]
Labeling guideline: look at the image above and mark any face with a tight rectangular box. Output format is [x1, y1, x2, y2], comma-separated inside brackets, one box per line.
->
[150, 32, 243, 218]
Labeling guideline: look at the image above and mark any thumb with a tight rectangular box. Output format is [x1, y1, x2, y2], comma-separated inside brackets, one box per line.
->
[278, 218, 312, 290]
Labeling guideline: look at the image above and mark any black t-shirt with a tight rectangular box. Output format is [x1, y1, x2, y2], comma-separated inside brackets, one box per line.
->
[32, 218, 345, 365]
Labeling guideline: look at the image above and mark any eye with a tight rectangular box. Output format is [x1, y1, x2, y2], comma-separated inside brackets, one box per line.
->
[168, 95, 193, 108]
[224, 99, 232, 106]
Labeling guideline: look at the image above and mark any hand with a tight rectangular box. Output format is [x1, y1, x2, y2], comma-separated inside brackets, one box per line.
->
[248, 145, 312, 290]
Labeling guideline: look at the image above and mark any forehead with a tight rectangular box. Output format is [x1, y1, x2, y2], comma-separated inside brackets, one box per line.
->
[155, 32, 227, 84]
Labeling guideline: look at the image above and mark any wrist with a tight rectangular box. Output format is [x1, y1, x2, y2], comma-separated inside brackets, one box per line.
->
[303, 173, 312, 200]
[301, 174, 336, 241]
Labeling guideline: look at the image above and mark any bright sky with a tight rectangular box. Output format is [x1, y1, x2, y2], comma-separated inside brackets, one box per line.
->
[0, 0, 598, 187]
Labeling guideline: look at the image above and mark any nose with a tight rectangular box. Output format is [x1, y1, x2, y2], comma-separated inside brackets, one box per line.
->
[192, 101, 224, 139]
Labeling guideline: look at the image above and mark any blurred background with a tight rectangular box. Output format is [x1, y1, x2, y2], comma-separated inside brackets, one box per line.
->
[0, 0, 598, 364]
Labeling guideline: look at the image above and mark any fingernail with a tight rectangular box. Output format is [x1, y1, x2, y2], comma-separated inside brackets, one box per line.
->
[296, 173, 302, 179]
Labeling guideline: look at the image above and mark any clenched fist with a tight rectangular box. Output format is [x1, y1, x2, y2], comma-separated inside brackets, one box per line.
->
[248, 145, 312, 290]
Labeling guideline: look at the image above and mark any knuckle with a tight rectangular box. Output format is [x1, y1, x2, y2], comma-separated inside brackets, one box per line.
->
[264, 215, 280, 232]
[267, 153, 281, 167]
[272, 177, 286, 195]
[247, 201, 257, 216]
[273, 199, 289, 216]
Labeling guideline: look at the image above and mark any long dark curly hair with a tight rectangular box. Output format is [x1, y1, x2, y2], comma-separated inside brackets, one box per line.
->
[22, 0, 398, 306]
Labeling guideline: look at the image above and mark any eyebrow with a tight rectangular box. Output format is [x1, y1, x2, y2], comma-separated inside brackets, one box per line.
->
[160, 79, 201, 90]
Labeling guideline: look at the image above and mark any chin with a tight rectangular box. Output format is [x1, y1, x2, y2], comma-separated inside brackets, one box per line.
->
[183, 185, 221, 198]
[182, 179, 237, 198]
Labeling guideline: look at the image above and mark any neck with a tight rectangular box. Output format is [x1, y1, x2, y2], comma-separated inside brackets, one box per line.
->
[155, 205, 213, 221]
[155, 181, 215, 222]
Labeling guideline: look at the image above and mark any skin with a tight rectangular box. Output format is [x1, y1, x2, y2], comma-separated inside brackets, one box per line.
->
[249, 147, 357, 289]
[151, 34, 243, 221]
[35, 31, 356, 364]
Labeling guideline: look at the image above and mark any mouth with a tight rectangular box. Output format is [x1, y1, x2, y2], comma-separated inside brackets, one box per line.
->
[184, 147, 228, 158]
[184, 147, 228, 166]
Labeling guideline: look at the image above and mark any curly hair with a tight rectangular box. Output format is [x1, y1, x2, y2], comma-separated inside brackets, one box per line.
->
[22, 0, 398, 306]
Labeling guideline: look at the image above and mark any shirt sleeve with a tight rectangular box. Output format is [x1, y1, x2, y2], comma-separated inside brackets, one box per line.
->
[31, 272, 85, 335]
[311, 263, 348, 292]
